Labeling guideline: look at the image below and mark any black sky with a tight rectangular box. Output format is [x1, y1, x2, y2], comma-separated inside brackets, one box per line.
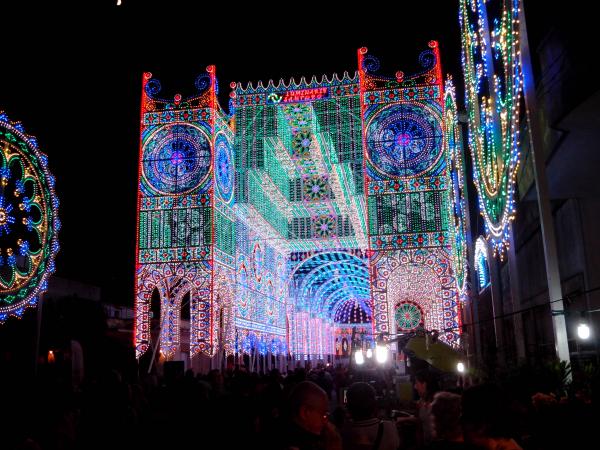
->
[0, 0, 518, 304]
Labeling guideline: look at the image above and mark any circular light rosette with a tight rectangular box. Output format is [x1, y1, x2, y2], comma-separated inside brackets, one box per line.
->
[0, 113, 60, 322]
[366, 103, 442, 178]
[395, 302, 423, 331]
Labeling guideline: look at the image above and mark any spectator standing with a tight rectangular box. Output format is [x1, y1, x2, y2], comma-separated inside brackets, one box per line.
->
[341, 382, 400, 450]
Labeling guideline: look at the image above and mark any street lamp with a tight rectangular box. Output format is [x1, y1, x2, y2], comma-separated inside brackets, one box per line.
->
[578, 323, 591, 340]
[456, 362, 465, 373]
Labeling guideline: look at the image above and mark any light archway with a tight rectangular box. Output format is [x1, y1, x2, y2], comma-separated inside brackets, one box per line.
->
[289, 251, 371, 358]
[371, 248, 459, 345]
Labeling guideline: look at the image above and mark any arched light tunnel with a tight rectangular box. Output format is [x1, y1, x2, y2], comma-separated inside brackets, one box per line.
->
[292, 252, 371, 325]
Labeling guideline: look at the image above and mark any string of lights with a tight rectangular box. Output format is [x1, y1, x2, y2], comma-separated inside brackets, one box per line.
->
[459, 0, 523, 259]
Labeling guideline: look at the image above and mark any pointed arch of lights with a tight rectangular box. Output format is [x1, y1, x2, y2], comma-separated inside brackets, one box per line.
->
[292, 252, 371, 324]
[459, 0, 523, 258]
[474, 236, 490, 290]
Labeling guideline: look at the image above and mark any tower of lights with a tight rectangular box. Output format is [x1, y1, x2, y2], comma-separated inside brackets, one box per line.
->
[359, 43, 460, 345]
[135, 67, 223, 359]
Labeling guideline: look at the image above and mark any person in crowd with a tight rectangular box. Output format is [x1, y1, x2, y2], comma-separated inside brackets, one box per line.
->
[414, 370, 439, 445]
[461, 384, 522, 450]
[341, 382, 400, 450]
[281, 380, 342, 450]
[425, 391, 478, 449]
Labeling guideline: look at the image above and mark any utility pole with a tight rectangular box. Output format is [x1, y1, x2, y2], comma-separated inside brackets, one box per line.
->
[518, 0, 571, 365]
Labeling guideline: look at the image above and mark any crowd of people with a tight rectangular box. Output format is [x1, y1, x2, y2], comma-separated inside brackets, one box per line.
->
[3, 361, 597, 450]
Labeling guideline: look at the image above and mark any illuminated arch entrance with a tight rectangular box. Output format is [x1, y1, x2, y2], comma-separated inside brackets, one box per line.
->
[289, 251, 371, 359]
[372, 248, 459, 345]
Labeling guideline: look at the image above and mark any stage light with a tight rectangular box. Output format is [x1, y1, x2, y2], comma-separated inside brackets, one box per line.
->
[375, 344, 388, 364]
[355, 349, 365, 365]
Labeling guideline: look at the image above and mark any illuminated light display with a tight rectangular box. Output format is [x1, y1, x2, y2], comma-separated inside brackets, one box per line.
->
[135, 45, 465, 363]
[444, 78, 468, 300]
[287, 250, 369, 357]
[334, 299, 371, 324]
[214, 133, 234, 204]
[474, 236, 490, 290]
[359, 43, 460, 346]
[135, 68, 217, 359]
[0, 112, 60, 323]
[366, 103, 443, 179]
[395, 301, 424, 330]
[281, 87, 329, 103]
[142, 124, 211, 195]
[459, 0, 523, 258]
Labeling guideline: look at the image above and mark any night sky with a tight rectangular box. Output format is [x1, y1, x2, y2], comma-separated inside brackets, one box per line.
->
[1, 0, 538, 305]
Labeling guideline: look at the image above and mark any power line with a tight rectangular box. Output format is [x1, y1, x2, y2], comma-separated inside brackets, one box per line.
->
[452, 285, 600, 334]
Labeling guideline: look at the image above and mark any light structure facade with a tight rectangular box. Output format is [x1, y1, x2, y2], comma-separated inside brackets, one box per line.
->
[134, 45, 465, 362]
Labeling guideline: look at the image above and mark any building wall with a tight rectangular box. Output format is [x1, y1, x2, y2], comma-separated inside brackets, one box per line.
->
[475, 3, 600, 366]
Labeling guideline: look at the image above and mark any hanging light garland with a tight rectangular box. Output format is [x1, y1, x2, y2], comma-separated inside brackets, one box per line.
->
[474, 236, 490, 290]
[444, 78, 468, 299]
[459, 0, 523, 258]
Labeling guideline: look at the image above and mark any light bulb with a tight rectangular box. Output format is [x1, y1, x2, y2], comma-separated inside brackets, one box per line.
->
[355, 349, 364, 365]
[457, 362, 465, 373]
[578, 323, 591, 340]
[375, 344, 388, 364]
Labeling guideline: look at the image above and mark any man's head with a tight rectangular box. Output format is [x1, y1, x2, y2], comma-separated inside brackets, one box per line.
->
[346, 382, 377, 421]
[288, 381, 330, 435]
[431, 391, 462, 441]
[415, 370, 438, 401]
[462, 383, 513, 442]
